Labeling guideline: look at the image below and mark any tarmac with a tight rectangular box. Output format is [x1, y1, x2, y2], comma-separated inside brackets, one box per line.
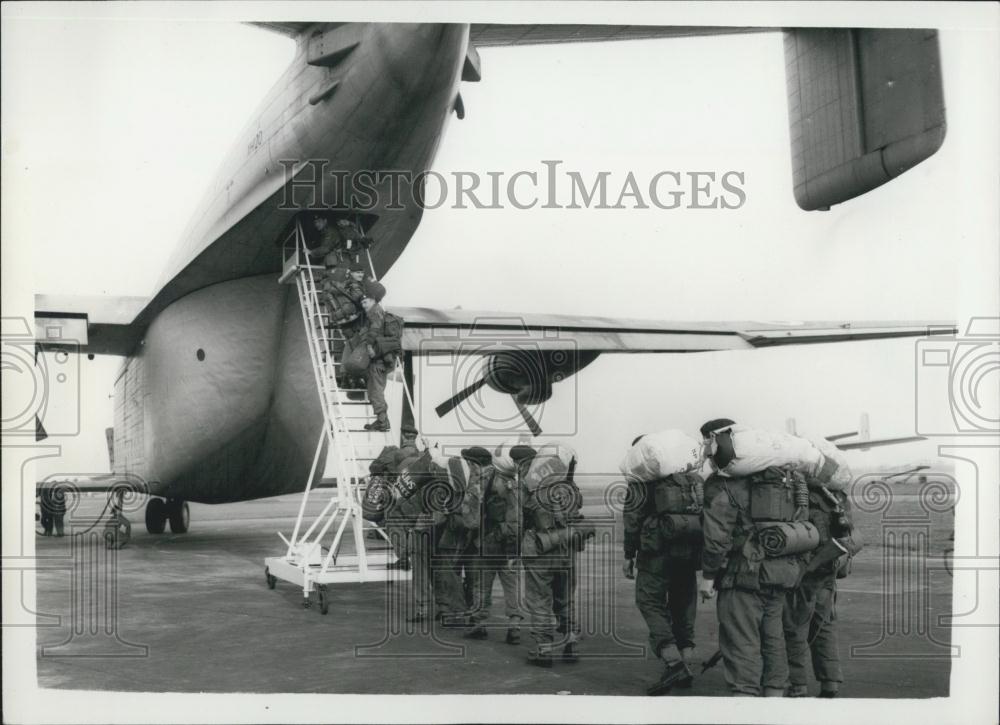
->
[34, 491, 954, 696]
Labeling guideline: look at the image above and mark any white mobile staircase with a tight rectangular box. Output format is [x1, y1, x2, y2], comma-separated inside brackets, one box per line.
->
[264, 217, 412, 613]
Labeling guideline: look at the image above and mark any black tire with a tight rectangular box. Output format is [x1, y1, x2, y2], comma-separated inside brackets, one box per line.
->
[167, 500, 190, 534]
[318, 585, 329, 615]
[145, 498, 167, 534]
[265, 568, 277, 590]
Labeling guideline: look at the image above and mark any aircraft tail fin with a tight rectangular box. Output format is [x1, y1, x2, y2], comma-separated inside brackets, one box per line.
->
[859, 412, 871, 444]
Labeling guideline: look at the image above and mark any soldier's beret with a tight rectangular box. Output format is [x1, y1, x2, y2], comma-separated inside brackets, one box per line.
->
[509, 445, 537, 464]
[460, 446, 493, 467]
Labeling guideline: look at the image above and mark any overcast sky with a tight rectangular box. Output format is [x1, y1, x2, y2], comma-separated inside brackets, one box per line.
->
[3, 10, 997, 479]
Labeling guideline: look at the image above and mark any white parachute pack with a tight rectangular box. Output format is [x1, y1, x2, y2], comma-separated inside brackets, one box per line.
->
[619, 430, 704, 483]
[807, 436, 852, 491]
[491, 439, 520, 477]
[713, 425, 850, 490]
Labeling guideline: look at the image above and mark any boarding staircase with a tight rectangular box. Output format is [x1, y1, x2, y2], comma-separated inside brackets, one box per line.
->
[264, 217, 412, 612]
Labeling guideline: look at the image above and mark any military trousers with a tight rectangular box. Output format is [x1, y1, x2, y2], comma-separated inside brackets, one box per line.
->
[635, 554, 698, 657]
[433, 546, 471, 617]
[783, 574, 842, 689]
[521, 543, 577, 649]
[367, 358, 393, 424]
[466, 556, 524, 624]
[717, 586, 789, 696]
[408, 527, 434, 618]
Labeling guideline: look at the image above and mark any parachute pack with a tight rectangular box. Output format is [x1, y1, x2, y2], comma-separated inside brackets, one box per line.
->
[709, 425, 850, 491]
[619, 430, 704, 484]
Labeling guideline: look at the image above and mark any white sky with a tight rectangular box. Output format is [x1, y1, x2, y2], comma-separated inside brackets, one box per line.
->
[3, 11, 998, 477]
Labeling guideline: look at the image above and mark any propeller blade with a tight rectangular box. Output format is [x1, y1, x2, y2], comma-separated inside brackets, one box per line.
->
[435, 377, 488, 418]
[513, 396, 543, 437]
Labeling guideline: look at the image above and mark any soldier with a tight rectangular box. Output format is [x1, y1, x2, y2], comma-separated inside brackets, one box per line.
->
[357, 286, 403, 432]
[459, 446, 523, 641]
[382, 424, 421, 567]
[39, 484, 67, 537]
[783, 484, 861, 698]
[699, 420, 805, 697]
[384, 447, 437, 623]
[320, 262, 365, 329]
[307, 215, 361, 272]
[622, 445, 703, 693]
[512, 444, 590, 667]
[431, 451, 484, 627]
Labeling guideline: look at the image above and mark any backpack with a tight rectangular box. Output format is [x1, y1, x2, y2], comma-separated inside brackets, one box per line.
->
[373, 312, 403, 359]
[522, 450, 581, 532]
[649, 473, 703, 515]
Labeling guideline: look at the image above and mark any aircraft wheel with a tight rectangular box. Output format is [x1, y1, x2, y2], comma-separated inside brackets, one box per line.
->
[104, 516, 131, 549]
[145, 498, 167, 534]
[318, 585, 329, 615]
[265, 568, 277, 590]
[167, 500, 190, 534]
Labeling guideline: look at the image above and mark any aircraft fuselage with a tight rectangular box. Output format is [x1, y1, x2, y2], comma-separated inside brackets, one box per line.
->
[113, 23, 469, 503]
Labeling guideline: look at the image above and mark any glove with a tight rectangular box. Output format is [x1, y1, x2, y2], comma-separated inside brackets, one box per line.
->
[698, 576, 716, 602]
[622, 557, 636, 580]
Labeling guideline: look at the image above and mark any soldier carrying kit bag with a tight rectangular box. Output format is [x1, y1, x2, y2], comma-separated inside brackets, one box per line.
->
[650, 472, 704, 542]
[521, 446, 589, 555]
[706, 424, 850, 491]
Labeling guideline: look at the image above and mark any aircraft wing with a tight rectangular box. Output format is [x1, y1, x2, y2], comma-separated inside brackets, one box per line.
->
[36, 475, 147, 495]
[469, 25, 945, 210]
[391, 307, 957, 353]
[469, 25, 765, 46]
[784, 29, 946, 211]
[35, 294, 149, 355]
[245, 22, 314, 38]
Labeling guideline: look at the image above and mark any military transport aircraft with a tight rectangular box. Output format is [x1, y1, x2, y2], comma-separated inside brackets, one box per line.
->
[32, 22, 953, 539]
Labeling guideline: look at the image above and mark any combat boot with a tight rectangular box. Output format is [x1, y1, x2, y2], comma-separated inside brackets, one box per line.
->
[676, 647, 695, 689]
[787, 684, 810, 697]
[505, 625, 521, 645]
[527, 647, 553, 669]
[818, 682, 839, 698]
[464, 624, 488, 640]
[647, 644, 692, 696]
[562, 633, 580, 663]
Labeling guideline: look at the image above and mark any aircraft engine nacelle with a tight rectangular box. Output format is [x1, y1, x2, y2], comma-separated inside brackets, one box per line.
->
[435, 348, 600, 435]
[482, 349, 599, 405]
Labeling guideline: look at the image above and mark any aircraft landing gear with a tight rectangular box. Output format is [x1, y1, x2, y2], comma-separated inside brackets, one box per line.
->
[144, 498, 189, 534]
[145, 498, 167, 534]
[166, 499, 189, 534]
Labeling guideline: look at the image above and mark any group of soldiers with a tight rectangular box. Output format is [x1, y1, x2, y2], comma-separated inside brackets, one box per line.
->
[624, 418, 861, 697]
[365, 417, 861, 696]
[307, 213, 403, 432]
[364, 428, 594, 667]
